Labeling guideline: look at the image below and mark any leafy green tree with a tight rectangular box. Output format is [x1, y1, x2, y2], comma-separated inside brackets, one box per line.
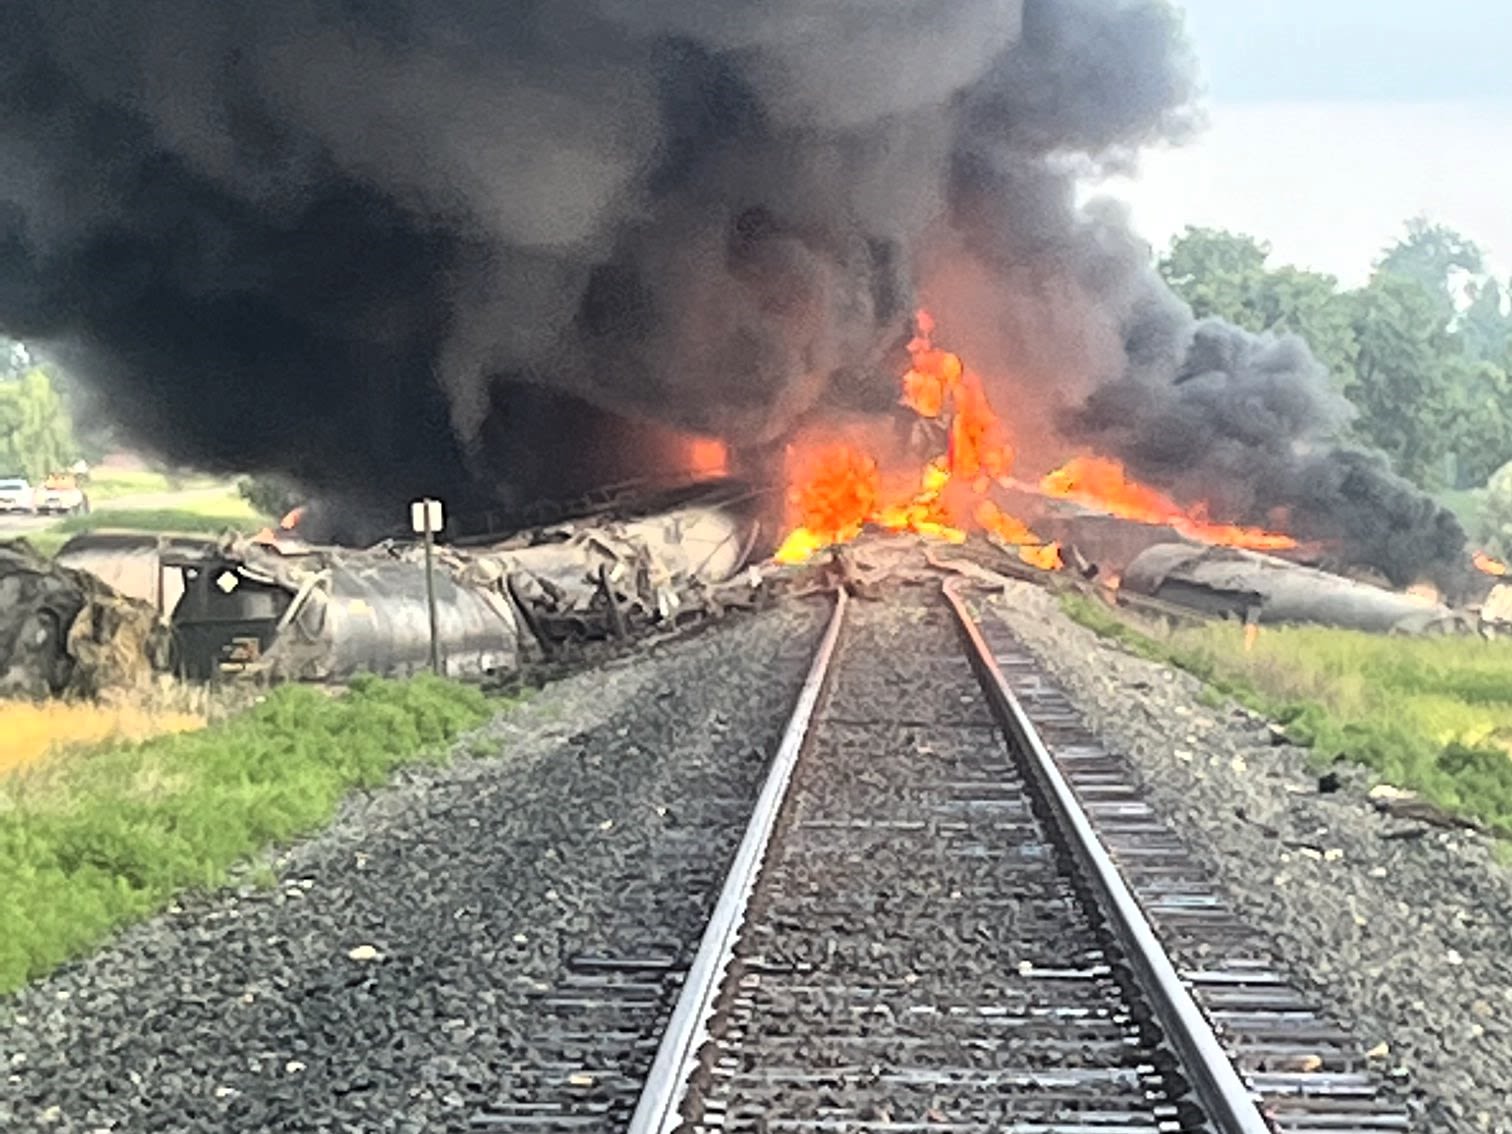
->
[0, 336, 28, 381]
[1159, 226, 1272, 324]
[0, 368, 75, 479]
[1375, 217, 1483, 313]
[1249, 264, 1360, 391]
[1462, 279, 1512, 363]
[0, 339, 122, 462]
[1370, 221, 1512, 486]
[1160, 226, 1357, 388]
[1348, 273, 1462, 489]
[1163, 221, 1512, 493]
[1443, 360, 1512, 487]
[1480, 458, 1512, 558]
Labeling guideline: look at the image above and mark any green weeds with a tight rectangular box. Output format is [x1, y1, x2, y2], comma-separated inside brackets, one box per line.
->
[0, 675, 496, 995]
[1059, 595, 1512, 837]
[84, 469, 219, 501]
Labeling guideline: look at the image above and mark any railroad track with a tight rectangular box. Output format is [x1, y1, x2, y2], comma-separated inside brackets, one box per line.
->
[629, 582, 1408, 1134]
[475, 580, 1411, 1132]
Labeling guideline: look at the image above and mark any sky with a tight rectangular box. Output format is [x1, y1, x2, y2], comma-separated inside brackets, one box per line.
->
[1100, 0, 1512, 285]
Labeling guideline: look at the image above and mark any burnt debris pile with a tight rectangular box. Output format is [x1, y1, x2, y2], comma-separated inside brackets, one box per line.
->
[0, 540, 168, 698]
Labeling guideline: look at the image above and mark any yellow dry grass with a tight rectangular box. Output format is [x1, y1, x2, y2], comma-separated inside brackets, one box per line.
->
[0, 699, 206, 777]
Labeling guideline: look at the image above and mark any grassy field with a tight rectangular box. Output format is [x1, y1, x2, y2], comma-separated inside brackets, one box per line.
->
[84, 468, 222, 502]
[0, 681, 258, 778]
[8, 470, 265, 557]
[27, 495, 266, 556]
[0, 675, 496, 994]
[0, 699, 207, 778]
[1062, 596, 1512, 837]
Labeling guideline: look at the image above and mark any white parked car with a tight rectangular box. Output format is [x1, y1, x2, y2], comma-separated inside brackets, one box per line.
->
[35, 475, 88, 515]
[35, 474, 88, 514]
[0, 477, 34, 513]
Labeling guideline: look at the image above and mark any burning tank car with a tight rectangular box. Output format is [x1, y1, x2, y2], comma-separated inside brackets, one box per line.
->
[163, 484, 763, 684]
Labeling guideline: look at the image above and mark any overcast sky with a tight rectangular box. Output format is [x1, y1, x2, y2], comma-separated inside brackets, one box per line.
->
[1101, 0, 1512, 285]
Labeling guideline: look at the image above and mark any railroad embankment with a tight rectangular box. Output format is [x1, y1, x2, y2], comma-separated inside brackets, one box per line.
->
[993, 583, 1512, 1130]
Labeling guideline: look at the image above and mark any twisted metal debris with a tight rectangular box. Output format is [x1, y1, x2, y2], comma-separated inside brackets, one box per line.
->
[0, 540, 168, 698]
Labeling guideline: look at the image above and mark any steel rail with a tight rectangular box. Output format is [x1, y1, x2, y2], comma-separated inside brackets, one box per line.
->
[942, 577, 1272, 1134]
[626, 589, 849, 1134]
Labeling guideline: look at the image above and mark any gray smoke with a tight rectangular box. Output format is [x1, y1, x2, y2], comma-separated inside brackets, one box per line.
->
[0, 0, 1465, 581]
[1073, 322, 1468, 584]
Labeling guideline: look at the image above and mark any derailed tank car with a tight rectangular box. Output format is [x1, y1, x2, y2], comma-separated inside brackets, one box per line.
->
[165, 491, 760, 683]
[1122, 543, 1472, 635]
[168, 547, 520, 682]
[56, 530, 221, 615]
[0, 539, 169, 697]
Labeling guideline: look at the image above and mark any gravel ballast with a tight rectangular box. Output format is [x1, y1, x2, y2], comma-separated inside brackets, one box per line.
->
[980, 581, 1512, 1133]
[0, 602, 825, 1133]
[697, 593, 1180, 1129]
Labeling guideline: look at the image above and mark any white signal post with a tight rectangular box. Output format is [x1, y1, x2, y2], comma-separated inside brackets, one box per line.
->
[410, 498, 445, 676]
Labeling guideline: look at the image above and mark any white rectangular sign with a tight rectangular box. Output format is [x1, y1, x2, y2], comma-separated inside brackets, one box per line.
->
[410, 498, 444, 534]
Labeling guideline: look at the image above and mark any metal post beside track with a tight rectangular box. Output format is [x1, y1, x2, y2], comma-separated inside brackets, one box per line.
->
[411, 498, 444, 677]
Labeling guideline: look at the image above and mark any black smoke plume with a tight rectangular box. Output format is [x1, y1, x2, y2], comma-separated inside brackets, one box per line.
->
[0, 0, 1465, 581]
[1072, 322, 1468, 584]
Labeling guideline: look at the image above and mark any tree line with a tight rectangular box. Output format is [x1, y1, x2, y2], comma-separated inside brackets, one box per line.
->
[0, 340, 75, 481]
[1159, 219, 1512, 493]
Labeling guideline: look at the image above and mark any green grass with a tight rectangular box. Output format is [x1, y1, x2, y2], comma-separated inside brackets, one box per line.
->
[84, 468, 220, 501]
[1061, 595, 1512, 837]
[0, 674, 497, 995]
[57, 501, 261, 533]
[28, 497, 265, 556]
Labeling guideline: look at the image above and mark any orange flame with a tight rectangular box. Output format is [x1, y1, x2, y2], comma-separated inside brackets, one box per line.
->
[774, 311, 1057, 567]
[684, 436, 729, 478]
[773, 443, 881, 563]
[1019, 541, 1064, 571]
[1474, 550, 1508, 577]
[774, 311, 1295, 569]
[1041, 456, 1297, 551]
[250, 505, 307, 546]
[1404, 581, 1442, 607]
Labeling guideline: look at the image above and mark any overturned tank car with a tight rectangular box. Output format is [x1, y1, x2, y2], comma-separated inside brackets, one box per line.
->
[56, 530, 217, 615]
[1122, 543, 1472, 635]
[168, 543, 520, 683]
[165, 490, 761, 683]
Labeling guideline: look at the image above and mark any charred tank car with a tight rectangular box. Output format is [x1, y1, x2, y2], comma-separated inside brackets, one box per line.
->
[164, 485, 761, 684]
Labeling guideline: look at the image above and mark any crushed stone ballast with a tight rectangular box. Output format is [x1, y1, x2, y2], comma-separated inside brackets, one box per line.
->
[625, 581, 1408, 1133]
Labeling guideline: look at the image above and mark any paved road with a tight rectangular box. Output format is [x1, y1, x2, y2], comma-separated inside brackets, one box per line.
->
[0, 512, 56, 536]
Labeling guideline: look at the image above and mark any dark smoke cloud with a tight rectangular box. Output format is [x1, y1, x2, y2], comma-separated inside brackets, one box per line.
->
[1072, 322, 1467, 585]
[0, 0, 1465, 580]
[924, 1, 1466, 586]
